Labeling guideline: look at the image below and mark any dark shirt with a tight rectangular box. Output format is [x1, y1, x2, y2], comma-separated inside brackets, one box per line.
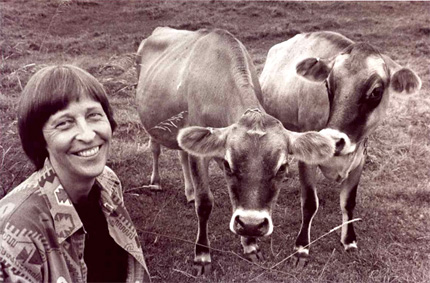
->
[74, 185, 128, 282]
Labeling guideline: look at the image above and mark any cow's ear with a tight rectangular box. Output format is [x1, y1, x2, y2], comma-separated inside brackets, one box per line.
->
[286, 130, 335, 164]
[390, 68, 422, 95]
[382, 55, 422, 95]
[296, 57, 334, 82]
[178, 126, 229, 158]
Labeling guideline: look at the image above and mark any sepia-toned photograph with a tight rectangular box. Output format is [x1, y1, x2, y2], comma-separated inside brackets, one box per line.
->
[1, 0, 429, 282]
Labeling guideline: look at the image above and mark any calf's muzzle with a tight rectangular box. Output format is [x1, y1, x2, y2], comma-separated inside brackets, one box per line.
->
[229, 209, 273, 237]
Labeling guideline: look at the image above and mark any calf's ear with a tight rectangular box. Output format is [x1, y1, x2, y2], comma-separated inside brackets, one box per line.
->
[296, 57, 334, 82]
[178, 126, 229, 158]
[286, 130, 335, 164]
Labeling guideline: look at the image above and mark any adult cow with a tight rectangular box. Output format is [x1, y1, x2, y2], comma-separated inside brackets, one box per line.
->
[259, 31, 422, 266]
[136, 27, 336, 274]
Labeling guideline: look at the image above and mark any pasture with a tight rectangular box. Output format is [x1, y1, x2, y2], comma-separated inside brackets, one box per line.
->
[1, 0, 429, 282]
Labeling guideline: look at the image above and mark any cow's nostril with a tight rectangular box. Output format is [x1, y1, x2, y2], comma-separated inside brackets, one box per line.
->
[235, 216, 245, 228]
[335, 138, 345, 155]
[257, 218, 269, 230]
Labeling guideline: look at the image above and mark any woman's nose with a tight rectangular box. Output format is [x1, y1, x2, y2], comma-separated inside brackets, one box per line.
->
[76, 121, 96, 142]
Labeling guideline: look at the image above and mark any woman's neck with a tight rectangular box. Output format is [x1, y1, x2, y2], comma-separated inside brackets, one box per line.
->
[56, 171, 96, 204]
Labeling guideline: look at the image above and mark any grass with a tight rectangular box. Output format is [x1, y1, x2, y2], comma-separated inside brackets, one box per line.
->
[1, 0, 429, 282]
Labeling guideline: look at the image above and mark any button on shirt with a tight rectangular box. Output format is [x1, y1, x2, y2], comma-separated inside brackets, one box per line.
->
[0, 159, 150, 283]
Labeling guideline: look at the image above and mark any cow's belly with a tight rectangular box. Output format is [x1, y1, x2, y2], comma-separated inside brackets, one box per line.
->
[146, 110, 189, 149]
[136, 78, 189, 149]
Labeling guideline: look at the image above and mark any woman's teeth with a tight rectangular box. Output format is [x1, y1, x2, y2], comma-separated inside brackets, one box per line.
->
[77, 146, 99, 157]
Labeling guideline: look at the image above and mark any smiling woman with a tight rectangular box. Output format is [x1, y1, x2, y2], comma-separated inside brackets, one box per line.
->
[41, 97, 112, 203]
[0, 65, 150, 282]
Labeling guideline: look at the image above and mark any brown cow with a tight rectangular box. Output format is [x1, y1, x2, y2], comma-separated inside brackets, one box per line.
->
[260, 31, 422, 266]
[136, 27, 336, 274]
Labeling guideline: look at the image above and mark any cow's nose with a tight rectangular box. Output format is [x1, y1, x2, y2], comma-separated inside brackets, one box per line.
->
[319, 128, 356, 156]
[234, 215, 269, 236]
[232, 214, 270, 237]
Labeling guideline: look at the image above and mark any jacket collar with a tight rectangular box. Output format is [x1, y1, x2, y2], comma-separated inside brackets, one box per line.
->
[38, 159, 122, 243]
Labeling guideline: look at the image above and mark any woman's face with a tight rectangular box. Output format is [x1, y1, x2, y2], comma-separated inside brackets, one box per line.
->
[42, 96, 112, 183]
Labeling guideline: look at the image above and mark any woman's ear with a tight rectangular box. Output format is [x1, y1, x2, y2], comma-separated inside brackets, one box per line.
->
[178, 126, 230, 158]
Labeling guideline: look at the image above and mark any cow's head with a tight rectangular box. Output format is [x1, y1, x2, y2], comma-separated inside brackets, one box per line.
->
[296, 43, 421, 155]
[178, 109, 335, 237]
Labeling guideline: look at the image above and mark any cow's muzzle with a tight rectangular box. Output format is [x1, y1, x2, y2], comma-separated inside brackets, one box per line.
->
[319, 128, 356, 156]
[229, 209, 273, 237]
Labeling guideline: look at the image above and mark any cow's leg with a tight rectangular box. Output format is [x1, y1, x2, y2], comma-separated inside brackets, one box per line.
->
[148, 139, 162, 190]
[241, 236, 263, 262]
[293, 161, 318, 267]
[340, 156, 365, 251]
[178, 150, 195, 203]
[189, 155, 213, 275]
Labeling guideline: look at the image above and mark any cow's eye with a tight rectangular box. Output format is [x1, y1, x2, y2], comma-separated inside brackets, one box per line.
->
[276, 163, 288, 176]
[368, 86, 383, 101]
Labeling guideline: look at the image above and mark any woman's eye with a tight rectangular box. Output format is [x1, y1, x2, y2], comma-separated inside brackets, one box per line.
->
[55, 120, 73, 129]
[88, 112, 103, 119]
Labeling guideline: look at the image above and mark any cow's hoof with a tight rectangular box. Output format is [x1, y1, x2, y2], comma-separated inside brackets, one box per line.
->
[292, 247, 309, 269]
[193, 262, 211, 276]
[186, 199, 195, 207]
[292, 254, 309, 269]
[186, 195, 195, 204]
[343, 241, 358, 252]
[244, 249, 263, 263]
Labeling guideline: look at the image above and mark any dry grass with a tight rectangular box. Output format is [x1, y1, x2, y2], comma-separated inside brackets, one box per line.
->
[1, 0, 429, 282]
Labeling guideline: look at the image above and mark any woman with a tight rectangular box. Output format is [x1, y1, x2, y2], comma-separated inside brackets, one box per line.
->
[0, 65, 150, 282]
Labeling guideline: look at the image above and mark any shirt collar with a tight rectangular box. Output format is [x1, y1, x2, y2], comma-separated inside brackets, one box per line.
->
[96, 166, 122, 214]
[39, 159, 122, 244]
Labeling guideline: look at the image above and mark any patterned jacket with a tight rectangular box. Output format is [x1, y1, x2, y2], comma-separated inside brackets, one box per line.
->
[0, 159, 150, 283]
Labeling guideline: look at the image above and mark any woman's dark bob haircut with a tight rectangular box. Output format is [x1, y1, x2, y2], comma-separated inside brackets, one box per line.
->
[18, 64, 117, 170]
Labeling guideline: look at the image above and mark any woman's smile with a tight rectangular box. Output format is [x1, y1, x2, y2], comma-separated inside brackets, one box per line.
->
[74, 145, 101, 157]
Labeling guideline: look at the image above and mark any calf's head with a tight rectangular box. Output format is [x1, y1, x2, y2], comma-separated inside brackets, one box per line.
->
[296, 43, 421, 155]
[178, 109, 335, 237]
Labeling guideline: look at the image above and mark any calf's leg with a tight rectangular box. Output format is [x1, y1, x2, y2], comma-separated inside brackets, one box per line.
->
[189, 155, 213, 275]
[149, 139, 162, 190]
[178, 150, 195, 203]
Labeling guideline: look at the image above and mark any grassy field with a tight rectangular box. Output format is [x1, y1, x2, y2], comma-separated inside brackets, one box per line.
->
[1, 0, 429, 282]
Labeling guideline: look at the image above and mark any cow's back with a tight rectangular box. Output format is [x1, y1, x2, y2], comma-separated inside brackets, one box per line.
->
[180, 29, 262, 127]
[136, 27, 207, 130]
[136, 27, 262, 132]
[260, 32, 353, 132]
